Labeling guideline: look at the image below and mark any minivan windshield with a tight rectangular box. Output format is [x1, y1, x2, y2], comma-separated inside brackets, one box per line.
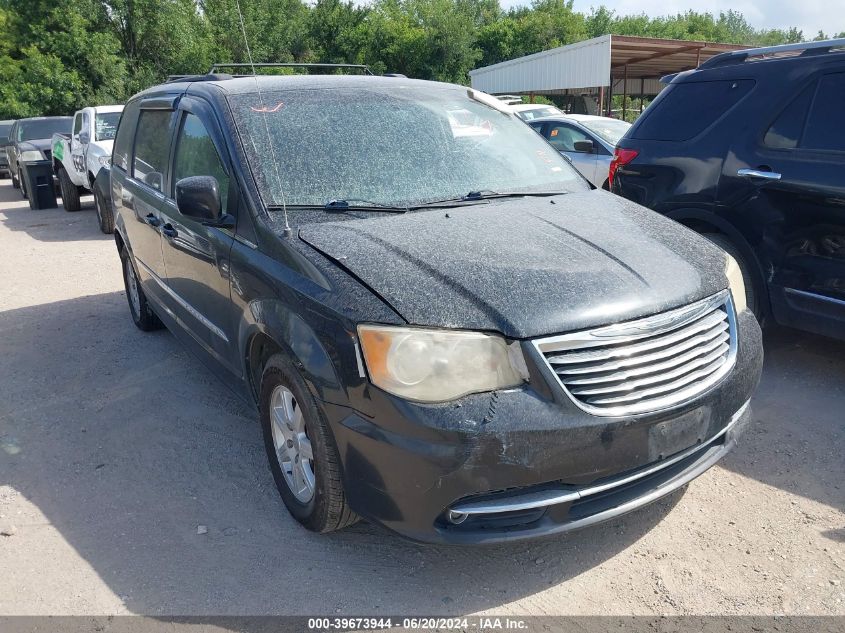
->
[579, 118, 631, 147]
[95, 112, 121, 141]
[230, 85, 585, 209]
[18, 118, 72, 142]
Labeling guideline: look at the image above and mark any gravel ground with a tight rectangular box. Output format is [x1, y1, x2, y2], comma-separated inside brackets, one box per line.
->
[0, 180, 843, 616]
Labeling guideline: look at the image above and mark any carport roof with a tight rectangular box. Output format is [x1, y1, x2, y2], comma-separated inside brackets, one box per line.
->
[469, 34, 749, 95]
[608, 35, 748, 78]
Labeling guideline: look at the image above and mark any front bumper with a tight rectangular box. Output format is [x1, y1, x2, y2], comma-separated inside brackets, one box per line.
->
[325, 310, 762, 544]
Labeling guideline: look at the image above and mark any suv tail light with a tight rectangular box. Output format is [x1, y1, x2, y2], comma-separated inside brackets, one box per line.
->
[608, 148, 639, 189]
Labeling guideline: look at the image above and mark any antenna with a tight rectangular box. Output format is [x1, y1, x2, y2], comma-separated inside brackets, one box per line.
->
[234, 0, 292, 237]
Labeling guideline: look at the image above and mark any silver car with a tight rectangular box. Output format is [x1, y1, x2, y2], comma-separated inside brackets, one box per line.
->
[528, 115, 631, 188]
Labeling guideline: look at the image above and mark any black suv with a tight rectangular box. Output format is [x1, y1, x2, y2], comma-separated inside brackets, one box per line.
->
[111, 69, 762, 544]
[612, 39, 845, 341]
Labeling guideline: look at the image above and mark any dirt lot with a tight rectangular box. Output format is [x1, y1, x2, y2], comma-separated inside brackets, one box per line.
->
[0, 180, 843, 617]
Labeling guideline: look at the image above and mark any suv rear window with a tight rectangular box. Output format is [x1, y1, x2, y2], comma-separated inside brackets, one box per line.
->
[633, 79, 755, 142]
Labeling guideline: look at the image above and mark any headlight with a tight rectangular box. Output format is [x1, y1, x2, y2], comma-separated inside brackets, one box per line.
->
[357, 324, 528, 402]
[725, 254, 747, 314]
[19, 150, 43, 162]
[98, 155, 111, 166]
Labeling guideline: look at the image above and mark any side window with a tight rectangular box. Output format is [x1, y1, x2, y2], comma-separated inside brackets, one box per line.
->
[764, 82, 815, 149]
[113, 101, 139, 172]
[132, 109, 174, 191]
[547, 124, 592, 153]
[73, 113, 82, 136]
[801, 72, 845, 153]
[81, 112, 89, 137]
[172, 113, 230, 214]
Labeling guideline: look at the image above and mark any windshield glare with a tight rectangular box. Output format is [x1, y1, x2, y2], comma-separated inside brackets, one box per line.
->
[579, 118, 631, 146]
[18, 118, 71, 142]
[230, 86, 585, 209]
[95, 112, 121, 141]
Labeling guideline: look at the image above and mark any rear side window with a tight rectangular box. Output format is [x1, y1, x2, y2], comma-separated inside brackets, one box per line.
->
[633, 79, 755, 142]
[113, 101, 139, 171]
[132, 110, 173, 190]
[546, 123, 592, 153]
[802, 72, 845, 152]
[763, 82, 815, 149]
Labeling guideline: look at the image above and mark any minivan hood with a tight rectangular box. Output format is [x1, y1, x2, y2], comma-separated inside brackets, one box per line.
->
[299, 190, 729, 339]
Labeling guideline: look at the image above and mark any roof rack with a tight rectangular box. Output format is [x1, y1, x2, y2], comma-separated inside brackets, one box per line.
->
[166, 73, 233, 83]
[700, 38, 845, 69]
[208, 63, 373, 76]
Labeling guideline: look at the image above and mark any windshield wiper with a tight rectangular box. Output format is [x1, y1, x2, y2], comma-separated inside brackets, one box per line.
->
[324, 199, 408, 213]
[269, 200, 408, 214]
[412, 190, 570, 208]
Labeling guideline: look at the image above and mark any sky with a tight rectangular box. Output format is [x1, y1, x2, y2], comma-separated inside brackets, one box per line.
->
[501, 0, 837, 39]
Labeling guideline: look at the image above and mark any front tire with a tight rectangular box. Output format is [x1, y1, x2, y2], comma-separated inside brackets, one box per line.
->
[120, 247, 163, 331]
[94, 181, 114, 234]
[58, 167, 81, 212]
[260, 354, 357, 533]
[19, 166, 27, 199]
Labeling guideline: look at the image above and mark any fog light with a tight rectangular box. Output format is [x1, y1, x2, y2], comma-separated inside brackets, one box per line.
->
[446, 510, 468, 524]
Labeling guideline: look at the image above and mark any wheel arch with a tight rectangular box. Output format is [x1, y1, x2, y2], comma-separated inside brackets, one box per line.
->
[666, 208, 770, 316]
[240, 303, 347, 408]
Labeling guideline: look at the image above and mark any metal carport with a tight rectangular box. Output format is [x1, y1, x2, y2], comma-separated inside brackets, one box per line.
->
[469, 34, 749, 118]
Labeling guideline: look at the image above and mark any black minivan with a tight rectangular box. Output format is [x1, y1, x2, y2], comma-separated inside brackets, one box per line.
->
[110, 70, 762, 543]
[612, 39, 845, 341]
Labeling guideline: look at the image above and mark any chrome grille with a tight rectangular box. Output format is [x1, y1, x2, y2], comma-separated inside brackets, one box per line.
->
[534, 291, 737, 416]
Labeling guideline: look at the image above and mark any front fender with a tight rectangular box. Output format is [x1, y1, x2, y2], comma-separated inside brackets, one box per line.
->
[238, 299, 353, 406]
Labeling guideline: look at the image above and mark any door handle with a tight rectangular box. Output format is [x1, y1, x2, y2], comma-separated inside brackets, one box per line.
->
[144, 213, 161, 228]
[737, 168, 782, 181]
[161, 223, 178, 239]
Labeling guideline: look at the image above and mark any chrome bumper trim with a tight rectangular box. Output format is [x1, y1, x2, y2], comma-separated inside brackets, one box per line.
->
[450, 399, 750, 517]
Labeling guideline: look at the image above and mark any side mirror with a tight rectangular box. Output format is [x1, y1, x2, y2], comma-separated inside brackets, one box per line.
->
[176, 175, 222, 221]
[79, 131, 90, 145]
[574, 140, 594, 153]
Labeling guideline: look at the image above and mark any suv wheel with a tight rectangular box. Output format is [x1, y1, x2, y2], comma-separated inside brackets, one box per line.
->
[120, 247, 163, 331]
[58, 167, 81, 212]
[94, 182, 114, 234]
[260, 354, 357, 533]
[703, 233, 760, 320]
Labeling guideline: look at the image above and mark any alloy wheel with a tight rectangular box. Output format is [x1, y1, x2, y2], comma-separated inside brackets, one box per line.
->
[270, 385, 316, 503]
[124, 257, 141, 319]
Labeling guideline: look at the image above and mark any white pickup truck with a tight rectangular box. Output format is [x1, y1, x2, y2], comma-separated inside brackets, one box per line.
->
[52, 105, 123, 227]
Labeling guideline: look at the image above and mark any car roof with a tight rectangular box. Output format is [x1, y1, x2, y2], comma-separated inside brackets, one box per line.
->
[510, 103, 560, 112]
[528, 114, 627, 125]
[17, 116, 73, 122]
[90, 105, 124, 114]
[137, 74, 466, 100]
